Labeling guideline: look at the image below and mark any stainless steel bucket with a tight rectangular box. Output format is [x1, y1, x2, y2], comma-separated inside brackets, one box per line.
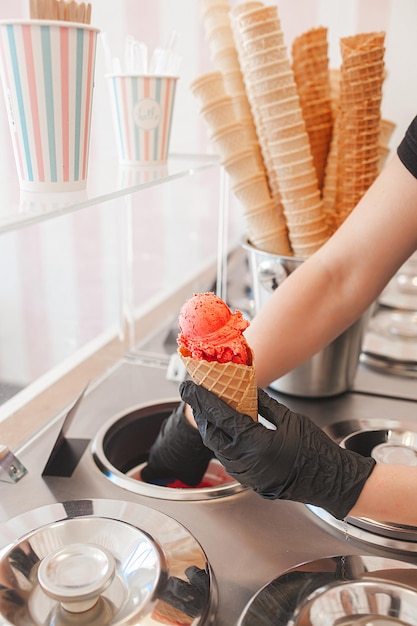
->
[242, 239, 369, 397]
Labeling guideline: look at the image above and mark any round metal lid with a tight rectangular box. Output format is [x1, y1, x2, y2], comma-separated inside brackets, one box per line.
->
[0, 499, 216, 625]
[238, 555, 417, 625]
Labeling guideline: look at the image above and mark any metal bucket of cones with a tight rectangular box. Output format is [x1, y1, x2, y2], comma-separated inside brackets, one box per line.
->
[242, 238, 370, 397]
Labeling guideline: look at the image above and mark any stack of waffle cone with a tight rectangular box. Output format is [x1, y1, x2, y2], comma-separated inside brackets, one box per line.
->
[291, 27, 333, 191]
[190, 0, 292, 255]
[336, 32, 386, 226]
[231, 1, 330, 258]
[178, 346, 258, 421]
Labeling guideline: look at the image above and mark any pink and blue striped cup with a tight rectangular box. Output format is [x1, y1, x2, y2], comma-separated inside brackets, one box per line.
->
[107, 74, 178, 165]
[0, 20, 99, 192]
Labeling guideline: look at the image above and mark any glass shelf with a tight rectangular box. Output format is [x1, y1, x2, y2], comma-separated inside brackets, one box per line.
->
[0, 153, 220, 235]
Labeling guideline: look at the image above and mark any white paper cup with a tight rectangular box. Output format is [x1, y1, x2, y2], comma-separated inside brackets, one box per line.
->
[107, 74, 178, 165]
[0, 20, 99, 192]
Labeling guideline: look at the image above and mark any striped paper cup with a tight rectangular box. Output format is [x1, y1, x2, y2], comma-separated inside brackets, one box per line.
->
[107, 74, 178, 165]
[0, 20, 99, 192]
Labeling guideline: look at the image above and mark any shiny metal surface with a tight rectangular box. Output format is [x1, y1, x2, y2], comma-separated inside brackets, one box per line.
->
[242, 239, 369, 397]
[238, 555, 417, 625]
[37, 543, 117, 613]
[91, 400, 245, 500]
[0, 445, 27, 483]
[363, 309, 417, 365]
[305, 419, 417, 552]
[0, 499, 215, 625]
[341, 426, 417, 467]
[1, 318, 417, 624]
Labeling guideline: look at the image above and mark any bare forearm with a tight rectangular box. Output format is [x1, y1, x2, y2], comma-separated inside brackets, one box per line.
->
[349, 464, 417, 526]
[246, 155, 417, 388]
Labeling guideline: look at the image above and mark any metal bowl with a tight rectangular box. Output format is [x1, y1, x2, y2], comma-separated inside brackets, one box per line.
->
[242, 239, 369, 397]
[341, 426, 417, 466]
[91, 399, 245, 501]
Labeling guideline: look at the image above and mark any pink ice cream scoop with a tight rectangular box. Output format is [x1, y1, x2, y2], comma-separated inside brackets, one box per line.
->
[177, 292, 252, 365]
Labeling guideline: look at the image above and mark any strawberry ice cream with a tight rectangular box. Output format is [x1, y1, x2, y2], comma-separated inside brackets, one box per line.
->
[177, 292, 252, 365]
[177, 292, 258, 421]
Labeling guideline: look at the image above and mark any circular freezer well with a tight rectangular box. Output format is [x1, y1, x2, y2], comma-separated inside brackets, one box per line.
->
[238, 554, 417, 625]
[91, 399, 245, 500]
[308, 418, 417, 553]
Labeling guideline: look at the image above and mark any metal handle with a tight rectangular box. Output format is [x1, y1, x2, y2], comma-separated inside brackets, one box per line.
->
[0, 445, 27, 483]
[37, 543, 116, 613]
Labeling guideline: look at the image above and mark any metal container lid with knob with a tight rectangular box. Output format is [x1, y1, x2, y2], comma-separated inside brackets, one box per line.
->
[0, 499, 216, 625]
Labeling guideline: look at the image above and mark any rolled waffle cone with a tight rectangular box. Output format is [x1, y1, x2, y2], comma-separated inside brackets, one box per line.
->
[340, 32, 385, 65]
[291, 27, 333, 190]
[179, 347, 258, 421]
[292, 27, 329, 79]
[335, 31, 386, 223]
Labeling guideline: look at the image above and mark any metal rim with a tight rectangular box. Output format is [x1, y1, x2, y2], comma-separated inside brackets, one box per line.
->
[90, 399, 246, 501]
[238, 554, 417, 625]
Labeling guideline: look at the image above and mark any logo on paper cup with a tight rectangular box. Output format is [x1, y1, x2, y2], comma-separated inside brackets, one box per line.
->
[134, 98, 162, 130]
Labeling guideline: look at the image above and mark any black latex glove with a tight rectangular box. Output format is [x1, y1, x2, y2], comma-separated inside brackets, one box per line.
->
[180, 382, 376, 519]
[141, 401, 213, 486]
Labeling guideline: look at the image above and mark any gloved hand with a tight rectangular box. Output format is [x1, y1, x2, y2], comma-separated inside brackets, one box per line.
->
[180, 382, 376, 519]
[141, 401, 213, 486]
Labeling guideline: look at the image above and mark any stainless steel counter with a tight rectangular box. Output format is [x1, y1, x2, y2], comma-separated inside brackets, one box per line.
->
[1, 340, 417, 624]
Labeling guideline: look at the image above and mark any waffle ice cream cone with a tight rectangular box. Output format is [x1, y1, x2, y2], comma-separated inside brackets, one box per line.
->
[291, 27, 333, 190]
[178, 293, 258, 421]
[179, 348, 258, 421]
